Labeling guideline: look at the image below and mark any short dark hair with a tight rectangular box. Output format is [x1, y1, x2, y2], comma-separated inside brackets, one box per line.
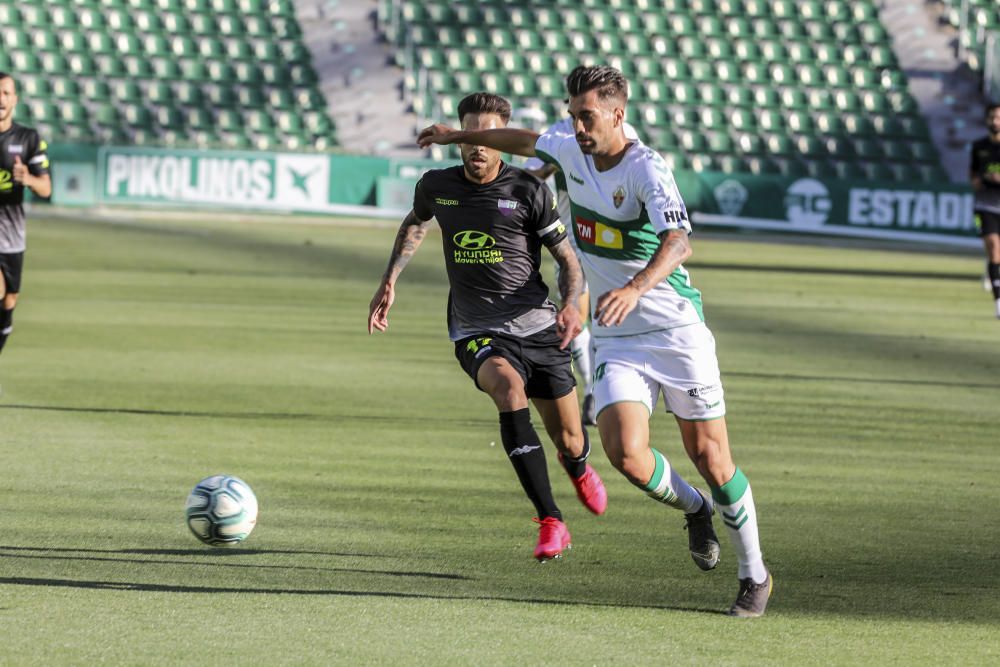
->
[0, 71, 14, 85]
[987, 103, 1000, 116]
[566, 66, 628, 104]
[457, 92, 511, 124]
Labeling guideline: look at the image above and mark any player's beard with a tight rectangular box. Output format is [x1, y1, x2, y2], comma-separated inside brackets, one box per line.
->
[576, 134, 597, 154]
[463, 150, 496, 180]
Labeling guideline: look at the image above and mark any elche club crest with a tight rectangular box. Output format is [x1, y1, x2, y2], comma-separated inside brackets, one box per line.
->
[612, 185, 626, 209]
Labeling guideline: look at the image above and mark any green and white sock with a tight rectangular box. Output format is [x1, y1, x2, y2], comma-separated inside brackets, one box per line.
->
[711, 468, 767, 583]
[571, 326, 593, 394]
[641, 448, 702, 513]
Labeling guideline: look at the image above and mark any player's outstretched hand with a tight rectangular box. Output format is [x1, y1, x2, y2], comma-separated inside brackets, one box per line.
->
[11, 155, 28, 184]
[417, 124, 460, 148]
[368, 281, 395, 334]
[594, 285, 641, 327]
[555, 305, 583, 350]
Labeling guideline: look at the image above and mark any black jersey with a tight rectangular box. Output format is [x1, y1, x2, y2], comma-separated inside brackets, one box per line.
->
[970, 136, 1000, 214]
[413, 162, 568, 341]
[0, 123, 49, 253]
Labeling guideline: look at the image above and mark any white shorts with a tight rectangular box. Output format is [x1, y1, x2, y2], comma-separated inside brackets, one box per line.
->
[592, 323, 726, 421]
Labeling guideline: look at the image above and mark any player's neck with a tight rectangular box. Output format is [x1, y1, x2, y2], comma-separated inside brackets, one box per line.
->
[592, 138, 632, 172]
[990, 130, 1000, 143]
[0, 117, 12, 133]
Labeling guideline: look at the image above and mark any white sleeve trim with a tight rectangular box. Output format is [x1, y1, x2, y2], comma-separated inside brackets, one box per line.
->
[29, 155, 48, 164]
[536, 219, 563, 237]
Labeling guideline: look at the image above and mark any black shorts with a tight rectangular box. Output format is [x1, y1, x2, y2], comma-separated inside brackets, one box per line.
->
[454, 326, 576, 400]
[976, 211, 1000, 237]
[0, 252, 24, 295]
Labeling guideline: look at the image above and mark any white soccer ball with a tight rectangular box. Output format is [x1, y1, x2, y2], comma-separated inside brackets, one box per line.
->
[185, 475, 258, 546]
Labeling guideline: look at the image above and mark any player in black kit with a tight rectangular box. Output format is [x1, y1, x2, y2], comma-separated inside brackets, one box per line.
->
[0, 72, 52, 356]
[368, 93, 607, 561]
[970, 103, 1000, 319]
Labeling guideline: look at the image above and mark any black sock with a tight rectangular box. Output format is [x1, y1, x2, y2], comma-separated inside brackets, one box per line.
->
[499, 408, 561, 521]
[0, 307, 11, 354]
[560, 428, 591, 479]
[989, 262, 1000, 299]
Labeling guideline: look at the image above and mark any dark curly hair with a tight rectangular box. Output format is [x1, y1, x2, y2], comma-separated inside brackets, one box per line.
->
[565, 66, 628, 104]
[457, 92, 511, 125]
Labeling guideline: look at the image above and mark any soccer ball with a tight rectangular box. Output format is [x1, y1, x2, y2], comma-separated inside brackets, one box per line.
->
[185, 475, 258, 546]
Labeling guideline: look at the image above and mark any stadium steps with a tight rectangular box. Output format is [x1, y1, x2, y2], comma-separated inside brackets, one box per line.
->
[296, 0, 421, 156]
[881, 0, 988, 182]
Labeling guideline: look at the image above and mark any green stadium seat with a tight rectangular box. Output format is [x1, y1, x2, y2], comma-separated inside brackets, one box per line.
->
[92, 103, 121, 128]
[41, 53, 69, 75]
[795, 135, 825, 157]
[80, 79, 110, 103]
[911, 142, 939, 163]
[0, 6, 22, 26]
[20, 77, 53, 100]
[753, 88, 780, 108]
[844, 114, 875, 136]
[758, 109, 784, 131]
[32, 30, 60, 52]
[717, 155, 751, 174]
[216, 109, 243, 131]
[865, 162, 895, 182]
[707, 131, 733, 153]
[787, 111, 815, 134]
[727, 86, 753, 107]
[21, 6, 52, 27]
[156, 107, 185, 130]
[807, 89, 834, 110]
[730, 109, 756, 131]
[678, 130, 708, 153]
[805, 159, 838, 179]
[112, 80, 142, 104]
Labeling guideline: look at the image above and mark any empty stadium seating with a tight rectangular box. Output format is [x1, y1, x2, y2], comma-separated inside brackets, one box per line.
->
[0, 0, 336, 150]
[941, 0, 999, 74]
[383, 0, 948, 183]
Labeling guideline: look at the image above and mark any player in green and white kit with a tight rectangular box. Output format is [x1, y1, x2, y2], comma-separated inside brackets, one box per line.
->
[419, 66, 771, 617]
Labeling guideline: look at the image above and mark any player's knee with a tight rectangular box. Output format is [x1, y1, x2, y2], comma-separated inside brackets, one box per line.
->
[487, 381, 528, 412]
[689, 437, 732, 485]
[605, 437, 648, 484]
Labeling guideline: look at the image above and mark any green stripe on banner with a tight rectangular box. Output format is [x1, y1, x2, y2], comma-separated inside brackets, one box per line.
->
[643, 449, 666, 493]
[711, 468, 749, 505]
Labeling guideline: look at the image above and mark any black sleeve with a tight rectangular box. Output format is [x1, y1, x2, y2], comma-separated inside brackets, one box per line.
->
[27, 130, 50, 177]
[532, 181, 567, 247]
[412, 177, 434, 221]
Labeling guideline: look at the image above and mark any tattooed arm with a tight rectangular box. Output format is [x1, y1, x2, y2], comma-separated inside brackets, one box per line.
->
[594, 229, 691, 327]
[367, 210, 434, 334]
[547, 238, 585, 349]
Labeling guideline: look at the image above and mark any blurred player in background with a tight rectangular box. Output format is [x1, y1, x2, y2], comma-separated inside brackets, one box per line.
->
[969, 103, 1000, 319]
[524, 115, 640, 426]
[369, 92, 607, 562]
[418, 66, 771, 617]
[0, 72, 52, 357]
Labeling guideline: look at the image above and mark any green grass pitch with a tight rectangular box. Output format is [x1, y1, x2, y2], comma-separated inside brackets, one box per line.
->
[1, 211, 998, 664]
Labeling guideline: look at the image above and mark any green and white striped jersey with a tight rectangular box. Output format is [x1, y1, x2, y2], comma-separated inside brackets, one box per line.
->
[534, 132, 703, 337]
